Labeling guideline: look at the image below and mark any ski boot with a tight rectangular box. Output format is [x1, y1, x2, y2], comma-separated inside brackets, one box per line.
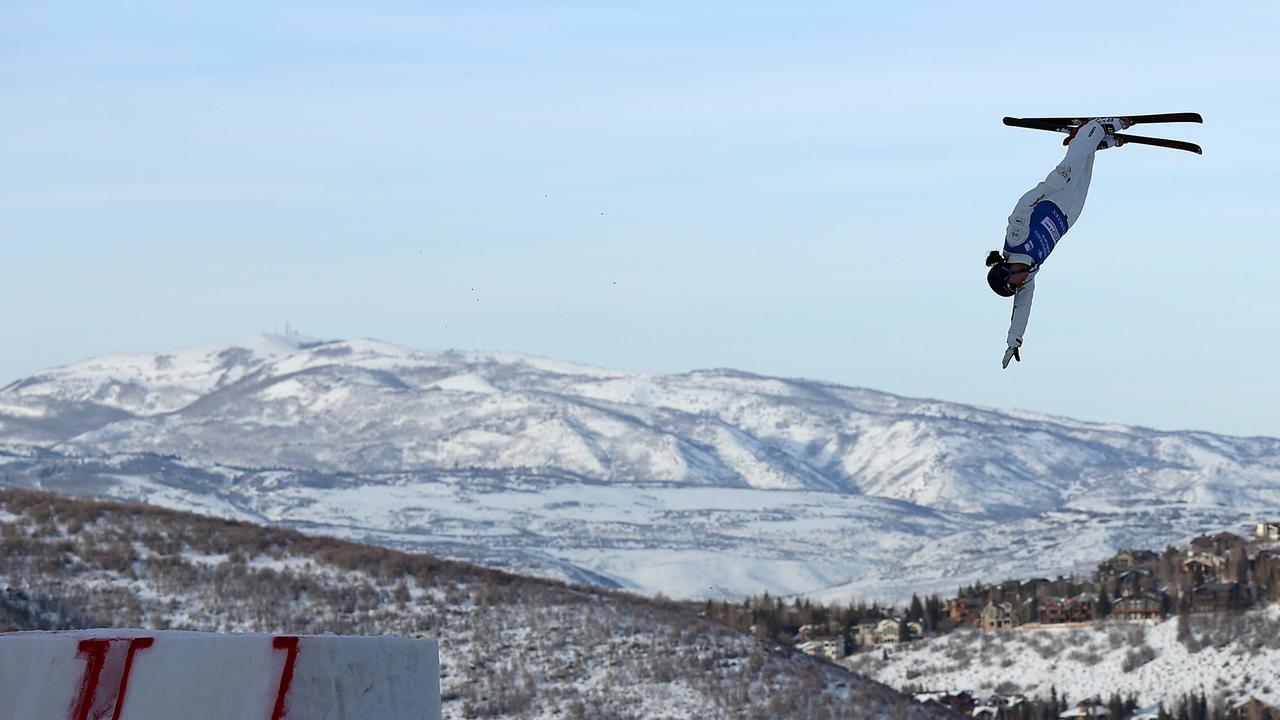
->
[1064, 117, 1132, 148]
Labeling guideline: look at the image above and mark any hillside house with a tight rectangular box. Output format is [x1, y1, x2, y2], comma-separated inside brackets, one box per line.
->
[1230, 696, 1280, 720]
[1112, 590, 1166, 620]
[1253, 523, 1280, 543]
[1037, 595, 1094, 624]
[915, 691, 975, 716]
[1099, 550, 1159, 574]
[1255, 551, 1280, 601]
[1190, 532, 1246, 556]
[1114, 569, 1151, 597]
[796, 640, 824, 657]
[1190, 581, 1248, 612]
[852, 619, 905, 648]
[1184, 553, 1226, 583]
[852, 622, 879, 647]
[980, 693, 1029, 718]
[981, 601, 1018, 630]
[797, 636, 846, 661]
[946, 597, 984, 626]
[1022, 578, 1053, 597]
[1069, 594, 1095, 622]
[876, 618, 905, 645]
[998, 579, 1023, 597]
[1061, 700, 1110, 718]
[1037, 597, 1066, 624]
[820, 637, 846, 660]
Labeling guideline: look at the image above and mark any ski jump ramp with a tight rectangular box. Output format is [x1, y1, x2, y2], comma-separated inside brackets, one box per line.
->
[0, 630, 441, 720]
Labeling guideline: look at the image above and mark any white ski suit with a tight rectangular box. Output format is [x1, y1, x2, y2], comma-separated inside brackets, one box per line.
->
[1001, 119, 1113, 350]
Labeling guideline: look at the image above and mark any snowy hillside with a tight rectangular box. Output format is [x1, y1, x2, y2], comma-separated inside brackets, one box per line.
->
[0, 489, 946, 720]
[847, 609, 1280, 712]
[3, 335, 1280, 602]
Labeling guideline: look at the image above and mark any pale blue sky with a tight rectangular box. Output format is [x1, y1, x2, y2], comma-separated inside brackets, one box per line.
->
[2, 2, 1277, 436]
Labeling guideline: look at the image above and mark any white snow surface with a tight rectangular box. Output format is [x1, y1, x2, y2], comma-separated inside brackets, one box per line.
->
[3, 335, 1280, 603]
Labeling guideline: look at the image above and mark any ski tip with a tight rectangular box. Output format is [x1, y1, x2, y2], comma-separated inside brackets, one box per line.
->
[1001, 116, 1053, 126]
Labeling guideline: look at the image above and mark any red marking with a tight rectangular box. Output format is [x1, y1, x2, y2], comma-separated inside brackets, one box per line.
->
[71, 640, 110, 720]
[112, 638, 154, 720]
[69, 637, 155, 720]
[270, 636, 300, 720]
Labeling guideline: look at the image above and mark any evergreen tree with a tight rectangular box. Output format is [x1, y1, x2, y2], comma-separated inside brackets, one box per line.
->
[925, 594, 942, 632]
[1107, 693, 1124, 720]
[907, 593, 925, 624]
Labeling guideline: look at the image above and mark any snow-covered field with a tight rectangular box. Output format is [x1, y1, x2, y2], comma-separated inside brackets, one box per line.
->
[847, 608, 1280, 709]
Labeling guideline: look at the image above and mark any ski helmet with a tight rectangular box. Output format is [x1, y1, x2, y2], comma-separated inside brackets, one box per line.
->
[986, 263, 1016, 297]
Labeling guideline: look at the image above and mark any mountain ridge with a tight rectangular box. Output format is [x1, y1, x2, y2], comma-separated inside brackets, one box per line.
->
[2, 334, 1277, 603]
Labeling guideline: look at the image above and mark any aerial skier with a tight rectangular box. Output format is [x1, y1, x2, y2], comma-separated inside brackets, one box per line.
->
[985, 117, 1129, 369]
[987, 113, 1202, 369]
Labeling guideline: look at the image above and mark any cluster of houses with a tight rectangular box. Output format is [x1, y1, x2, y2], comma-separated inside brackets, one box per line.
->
[794, 617, 921, 660]
[946, 525, 1280, 634]
[792, 522, 1280, 660]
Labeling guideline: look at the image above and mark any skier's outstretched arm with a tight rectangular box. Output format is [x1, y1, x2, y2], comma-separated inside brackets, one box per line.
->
[1003, 278, 1035, 368]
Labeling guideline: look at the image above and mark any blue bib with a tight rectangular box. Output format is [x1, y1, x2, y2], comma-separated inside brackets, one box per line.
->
[1006, 200, 1068, 266]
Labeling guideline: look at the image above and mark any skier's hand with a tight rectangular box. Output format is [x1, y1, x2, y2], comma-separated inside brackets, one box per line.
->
[1002, 345, 1022, 369]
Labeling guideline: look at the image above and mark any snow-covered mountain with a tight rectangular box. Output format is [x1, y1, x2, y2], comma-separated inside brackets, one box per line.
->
[3, 335, 1279, 602]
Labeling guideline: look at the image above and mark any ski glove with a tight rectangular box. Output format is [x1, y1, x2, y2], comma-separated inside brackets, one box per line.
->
[1002, 345, 1022, 369]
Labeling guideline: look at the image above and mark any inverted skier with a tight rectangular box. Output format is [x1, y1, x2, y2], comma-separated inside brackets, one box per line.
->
[986, 117, 1130, 369]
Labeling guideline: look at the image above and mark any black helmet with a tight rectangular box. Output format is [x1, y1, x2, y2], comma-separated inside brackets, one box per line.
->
[985, 251, 1016, 297]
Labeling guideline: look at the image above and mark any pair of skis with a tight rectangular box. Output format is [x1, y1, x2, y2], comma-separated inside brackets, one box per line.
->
[1003, 112, 1203, 154]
